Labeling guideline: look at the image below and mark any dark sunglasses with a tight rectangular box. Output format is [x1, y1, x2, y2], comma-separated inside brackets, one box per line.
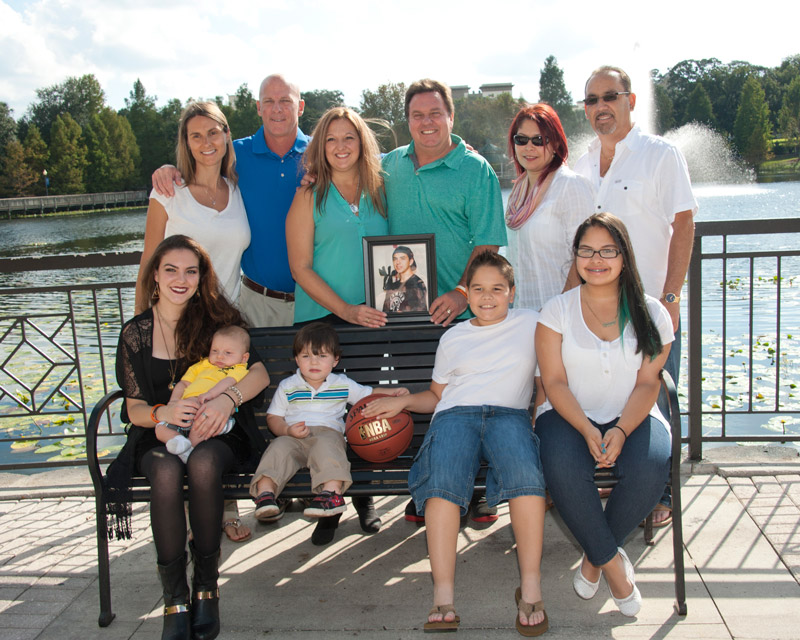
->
[581, 91, 631, 106]
[513, 134, 548, 147]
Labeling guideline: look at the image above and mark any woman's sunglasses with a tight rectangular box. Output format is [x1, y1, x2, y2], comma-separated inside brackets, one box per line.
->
[513, 134, 548, 147]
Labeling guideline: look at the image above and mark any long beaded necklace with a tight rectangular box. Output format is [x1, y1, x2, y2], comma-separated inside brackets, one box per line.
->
[154, 305, 178, 390]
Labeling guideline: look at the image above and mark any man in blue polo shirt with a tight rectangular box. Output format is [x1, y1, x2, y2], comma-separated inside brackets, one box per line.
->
[152, 74, 308, 328]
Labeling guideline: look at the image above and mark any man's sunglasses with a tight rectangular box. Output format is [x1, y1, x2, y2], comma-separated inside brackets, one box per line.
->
[513, 134, 548, 147]
[581, 91, 631, 106]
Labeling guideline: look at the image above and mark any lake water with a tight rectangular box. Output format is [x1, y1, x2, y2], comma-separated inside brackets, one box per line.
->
[1, 181, 799, 466]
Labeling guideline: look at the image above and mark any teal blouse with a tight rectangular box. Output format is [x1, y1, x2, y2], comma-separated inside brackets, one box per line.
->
[293, 187, 388, 323]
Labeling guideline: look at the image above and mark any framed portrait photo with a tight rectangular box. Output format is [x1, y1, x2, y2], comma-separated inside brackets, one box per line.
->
[363, 234, 437, 323]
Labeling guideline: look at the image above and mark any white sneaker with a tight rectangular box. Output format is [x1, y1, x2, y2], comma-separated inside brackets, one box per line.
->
[573, 555, 601, 599]
[611, 547, 642, 617]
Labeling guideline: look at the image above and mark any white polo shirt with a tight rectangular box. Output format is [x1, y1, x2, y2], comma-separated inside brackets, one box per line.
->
[573, 126, 698, 298]
[267, 371, 372, 434]
[537, 287, 674, 425]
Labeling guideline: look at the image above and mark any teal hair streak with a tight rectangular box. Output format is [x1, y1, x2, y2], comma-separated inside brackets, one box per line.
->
[618, 287, 632, 346]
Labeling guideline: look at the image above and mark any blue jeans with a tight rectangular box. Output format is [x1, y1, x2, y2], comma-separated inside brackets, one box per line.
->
[535, 409, 670, 566]
[409, 406, 546, 516]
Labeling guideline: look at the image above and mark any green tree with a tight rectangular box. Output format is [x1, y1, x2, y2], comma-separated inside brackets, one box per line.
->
[49, 113, 88, 194]
[0, 140, 37, 197]
[120, 79, 166, 185]
[684, 83, 716, 128]
[359, 82, 409, 151]
[300, 89, 345, 134]
[538, 55, 580, 136]
[0, 102, 16, 150]
[733, 76, 772, 166]
[653, 83, 675, 134]
[100, 108, 140, 189]
[223, 84, 262, 139]
[27, 74, 105, 142]
[778, 76, 800, 155]
[453, 93, 526, 171]
[83, 113, 112, 192]
[22, 125, 48, 195]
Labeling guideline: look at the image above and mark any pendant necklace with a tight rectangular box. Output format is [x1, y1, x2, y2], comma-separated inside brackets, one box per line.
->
[154, 305, 178, 390]
[583, 291, 618, 328]
[203, 178, 219, 207]
[334, 178, 360, 215]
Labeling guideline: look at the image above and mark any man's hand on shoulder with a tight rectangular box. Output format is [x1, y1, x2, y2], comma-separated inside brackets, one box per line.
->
[152, 165, 184, 197]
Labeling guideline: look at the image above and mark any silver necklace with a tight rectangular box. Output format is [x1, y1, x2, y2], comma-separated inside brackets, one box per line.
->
[203, 179, 219, 207]
[583, 291, 618, 328]
[334, 179, 360, 215]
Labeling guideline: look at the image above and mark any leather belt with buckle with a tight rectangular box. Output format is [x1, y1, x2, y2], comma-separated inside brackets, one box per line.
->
[242, 275, 295, 302]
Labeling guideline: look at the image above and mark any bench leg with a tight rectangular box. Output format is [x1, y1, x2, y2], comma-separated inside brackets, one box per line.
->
[671, 476, 687, 615]
[94, 494, 116, 627]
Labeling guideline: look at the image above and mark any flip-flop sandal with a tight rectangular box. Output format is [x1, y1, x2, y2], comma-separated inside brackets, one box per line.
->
[639, 503, 672, 528]
[424, 604, 460, 632]
[515, 587, 549, 637]
[222, 518, 252, 542]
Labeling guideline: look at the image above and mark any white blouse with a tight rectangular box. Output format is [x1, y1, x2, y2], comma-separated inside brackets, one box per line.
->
[150, 178, 250, 304]
[506, 165, 595, 311]
[537, 287, 674, 425]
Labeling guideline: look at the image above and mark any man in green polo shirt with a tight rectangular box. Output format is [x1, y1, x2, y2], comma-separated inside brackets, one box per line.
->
[382, 79, 506, 326]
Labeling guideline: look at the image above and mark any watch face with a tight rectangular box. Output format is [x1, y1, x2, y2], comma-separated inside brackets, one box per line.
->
[665, 293, 676, 303]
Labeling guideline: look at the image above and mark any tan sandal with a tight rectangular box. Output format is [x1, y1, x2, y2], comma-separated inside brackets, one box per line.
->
[222, 518, 252, 542]
[639, 503, 672, 528]
[515, 587, 549, 637]
[424, 604, 460, 632]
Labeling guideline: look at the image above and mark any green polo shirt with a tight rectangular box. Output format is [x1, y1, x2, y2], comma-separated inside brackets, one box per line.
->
[382, 134, 506, 300]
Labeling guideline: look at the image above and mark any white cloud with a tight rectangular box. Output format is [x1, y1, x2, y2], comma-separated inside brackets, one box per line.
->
[1, 0, 797, 120]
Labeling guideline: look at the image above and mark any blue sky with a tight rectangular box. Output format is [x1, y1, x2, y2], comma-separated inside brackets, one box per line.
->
[1, 0, 797, 119]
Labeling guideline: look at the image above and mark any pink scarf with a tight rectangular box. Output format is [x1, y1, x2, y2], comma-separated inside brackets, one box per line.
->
[505, 171, 555, 231]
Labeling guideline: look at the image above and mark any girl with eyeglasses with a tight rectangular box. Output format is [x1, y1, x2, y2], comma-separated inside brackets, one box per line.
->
[505, 104, 594, 312]
[534, 213, 674, 618]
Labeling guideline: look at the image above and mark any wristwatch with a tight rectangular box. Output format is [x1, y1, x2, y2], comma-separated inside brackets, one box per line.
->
[663, 292, 681, 304]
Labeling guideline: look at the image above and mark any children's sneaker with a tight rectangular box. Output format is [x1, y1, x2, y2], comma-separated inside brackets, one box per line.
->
[303, 491, 346, 517]
[254, 491, 280, 521]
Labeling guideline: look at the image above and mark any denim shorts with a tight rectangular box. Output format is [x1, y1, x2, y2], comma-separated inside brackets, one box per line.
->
[408, 405, 546, 516]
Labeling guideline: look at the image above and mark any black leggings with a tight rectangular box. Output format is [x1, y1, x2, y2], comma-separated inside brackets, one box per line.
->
[141, 439, 235, 564]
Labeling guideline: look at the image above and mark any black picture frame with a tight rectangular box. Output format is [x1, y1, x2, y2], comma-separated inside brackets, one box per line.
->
[363, 234, 437, 323]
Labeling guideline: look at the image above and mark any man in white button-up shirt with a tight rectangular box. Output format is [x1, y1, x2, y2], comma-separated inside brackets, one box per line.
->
[574, 65, 698, 525]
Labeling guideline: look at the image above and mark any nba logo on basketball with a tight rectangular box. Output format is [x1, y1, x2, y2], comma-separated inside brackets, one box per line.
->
[358, 419, 393, 441]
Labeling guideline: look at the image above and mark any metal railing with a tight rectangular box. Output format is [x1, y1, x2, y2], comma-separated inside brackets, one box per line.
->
[0, 190, 148, 217]
[1, 217, 799, 470]
[687, 218, 800, 459]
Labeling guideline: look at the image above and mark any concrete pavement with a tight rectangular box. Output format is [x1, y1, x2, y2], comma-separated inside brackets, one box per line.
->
[0, 446, 798, 639]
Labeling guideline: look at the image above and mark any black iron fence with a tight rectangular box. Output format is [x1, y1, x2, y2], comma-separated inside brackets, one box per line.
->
[1, 217, 799, 470]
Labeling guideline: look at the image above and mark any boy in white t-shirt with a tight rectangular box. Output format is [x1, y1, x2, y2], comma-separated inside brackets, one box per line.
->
[249, 322, 408, 521]
[365, 252, 548, 636]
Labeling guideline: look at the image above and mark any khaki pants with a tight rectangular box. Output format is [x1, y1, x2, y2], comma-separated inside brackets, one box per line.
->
[238, 284, 295, 328]
[250, 426, 352, 496]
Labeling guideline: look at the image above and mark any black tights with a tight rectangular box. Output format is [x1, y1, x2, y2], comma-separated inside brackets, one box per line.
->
[141, 440, 235, 564]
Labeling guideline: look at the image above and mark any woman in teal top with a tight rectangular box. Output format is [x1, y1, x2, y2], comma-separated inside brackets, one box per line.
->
[287, 107, 389, 327]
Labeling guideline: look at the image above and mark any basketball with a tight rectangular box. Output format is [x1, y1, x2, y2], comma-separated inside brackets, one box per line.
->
[345, 394, 414, 463]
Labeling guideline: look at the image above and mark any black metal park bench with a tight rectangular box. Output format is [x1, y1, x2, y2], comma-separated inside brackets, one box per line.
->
[86, 322, 686, 627]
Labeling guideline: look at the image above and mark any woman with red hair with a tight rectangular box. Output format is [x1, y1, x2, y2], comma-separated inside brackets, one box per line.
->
[505, 104, 594, 311]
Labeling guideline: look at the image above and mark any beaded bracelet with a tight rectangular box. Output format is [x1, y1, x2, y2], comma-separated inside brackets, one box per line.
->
[150, 403, 165, 424]
[610, 425, 628, 440]
[227, 386, 243, 407]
